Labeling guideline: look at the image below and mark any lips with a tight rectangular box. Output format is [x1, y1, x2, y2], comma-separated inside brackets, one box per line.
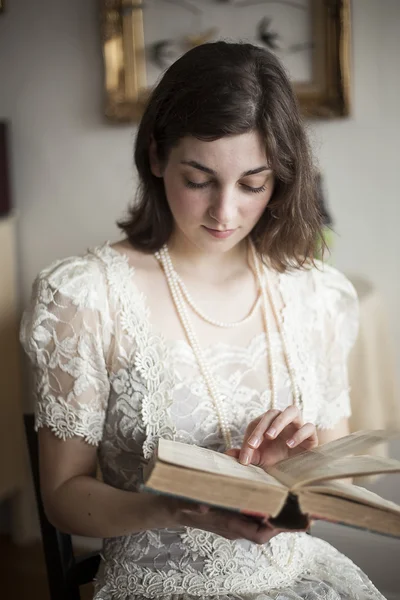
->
[203, 226, 236, 239]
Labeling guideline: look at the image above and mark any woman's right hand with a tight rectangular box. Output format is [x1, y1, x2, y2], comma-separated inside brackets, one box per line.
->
[161, 497, 283, 544]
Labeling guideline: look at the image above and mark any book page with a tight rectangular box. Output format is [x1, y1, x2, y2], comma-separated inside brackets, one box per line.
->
[312, 430, 398, 458]
[268, 430, 400, 486]
[158, 439, 285, 488]
[305, 480, 400, 514]
[289, 455, 400, 489]
[298, 491, 400, 538]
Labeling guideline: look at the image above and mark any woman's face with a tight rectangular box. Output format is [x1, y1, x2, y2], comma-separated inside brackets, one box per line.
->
[150, 131, 275, 253]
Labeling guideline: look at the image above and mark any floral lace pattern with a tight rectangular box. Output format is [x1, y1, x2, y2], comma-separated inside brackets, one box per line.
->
[20, 243, 385, 600]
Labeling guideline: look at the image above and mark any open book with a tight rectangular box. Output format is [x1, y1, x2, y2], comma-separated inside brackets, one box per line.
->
[141, 430, 400, 537]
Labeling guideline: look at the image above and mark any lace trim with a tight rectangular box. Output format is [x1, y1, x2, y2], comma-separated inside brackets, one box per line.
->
[97, 537, 308, 599]
[181, 529, 308, 585]
[22, 264, 111, 444]
[94, 534, 385, 600]
[35, 395, 104, 445]
[97, 244, 177, 460]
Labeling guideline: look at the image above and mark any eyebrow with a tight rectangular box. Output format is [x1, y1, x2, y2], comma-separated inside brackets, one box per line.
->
[180, 160, 272, 177]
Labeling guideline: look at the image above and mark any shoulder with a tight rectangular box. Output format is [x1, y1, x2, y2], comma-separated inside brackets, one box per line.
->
[278, 262, 359, 347]
[279, 260, 358, 309]
[31, 243, 110, 312]
[105, 240, 162, 299]
[310, 261, 358, 310]
[108, 239, 159, 275]
[31, 240, 159, 315]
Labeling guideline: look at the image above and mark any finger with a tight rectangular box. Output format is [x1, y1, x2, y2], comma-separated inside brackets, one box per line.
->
[239, 410, 282, 465]
[246, 410, 282, 448]
[208, 509, 255, 539]
[264, 406, 302, 440]
[248, 525, 281, 545]
[286, 423, 318, 449]
[230, 515, 274, 543]
[239, 411, 280, 465]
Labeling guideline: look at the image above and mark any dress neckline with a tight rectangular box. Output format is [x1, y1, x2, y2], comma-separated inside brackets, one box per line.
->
[91, 241, 288, 354]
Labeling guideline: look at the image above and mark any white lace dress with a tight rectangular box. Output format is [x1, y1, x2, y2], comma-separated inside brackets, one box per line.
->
[20, 242, 387, 600]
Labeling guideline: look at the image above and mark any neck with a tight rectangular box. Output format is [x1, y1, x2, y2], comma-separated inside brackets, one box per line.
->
[166, 233, 250, 284]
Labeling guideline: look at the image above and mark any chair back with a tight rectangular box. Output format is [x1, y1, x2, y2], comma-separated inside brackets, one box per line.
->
[23, 413, 100, 600]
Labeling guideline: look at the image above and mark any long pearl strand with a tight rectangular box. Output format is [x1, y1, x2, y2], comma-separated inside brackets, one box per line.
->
[250, 244, 302, 410]
[156, 245, 233, 448]
[155, 242, 300, 571]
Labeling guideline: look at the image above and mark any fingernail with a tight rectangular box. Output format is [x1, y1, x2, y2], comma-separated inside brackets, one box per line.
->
[286, 439, 295, 447]
[240, 449, 251, 465]
[267, 428, 276, 438]
[248, 435, 261, 448]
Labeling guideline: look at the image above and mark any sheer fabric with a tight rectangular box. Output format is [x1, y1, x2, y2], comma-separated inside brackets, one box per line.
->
[20, 243, 385, 600]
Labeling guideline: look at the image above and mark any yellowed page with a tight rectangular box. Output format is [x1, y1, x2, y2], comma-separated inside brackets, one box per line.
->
[305, 480, 400, 514]
[158, 439, 285, 488]
[268, 430, 400, 487]
[314, 430, 399, 457]
[288, 455, 400, 489]
[298, 492, 400, 537]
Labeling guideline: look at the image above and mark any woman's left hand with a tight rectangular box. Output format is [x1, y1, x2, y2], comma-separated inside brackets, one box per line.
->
[226, 406, 318, 470]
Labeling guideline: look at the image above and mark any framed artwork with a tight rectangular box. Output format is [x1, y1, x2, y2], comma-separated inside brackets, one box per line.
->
[99, 0, 351, 122]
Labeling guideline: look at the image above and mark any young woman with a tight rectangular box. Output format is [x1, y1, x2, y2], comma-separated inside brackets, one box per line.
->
[20, 42, 384, 600]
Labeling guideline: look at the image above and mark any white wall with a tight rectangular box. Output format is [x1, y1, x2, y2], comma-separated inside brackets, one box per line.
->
[1, 0, 399, 596]
[314, 0, 400, 365]
[0, 0, 135, 303]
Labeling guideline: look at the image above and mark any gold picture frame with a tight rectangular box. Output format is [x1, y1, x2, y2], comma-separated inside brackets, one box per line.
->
[99, 0, 351, 122]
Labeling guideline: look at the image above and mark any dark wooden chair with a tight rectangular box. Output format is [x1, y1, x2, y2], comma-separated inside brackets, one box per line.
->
[23, 413, 101, 600]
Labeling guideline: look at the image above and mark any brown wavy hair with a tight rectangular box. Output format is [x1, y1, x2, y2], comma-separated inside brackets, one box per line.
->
[118, 41, 324, 271]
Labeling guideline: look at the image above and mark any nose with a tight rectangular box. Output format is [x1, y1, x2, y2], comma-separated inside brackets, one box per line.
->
[209, 186, 237, 227]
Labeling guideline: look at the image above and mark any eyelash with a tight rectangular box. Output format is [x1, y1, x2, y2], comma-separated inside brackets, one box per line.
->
[185, 180, 267, 194]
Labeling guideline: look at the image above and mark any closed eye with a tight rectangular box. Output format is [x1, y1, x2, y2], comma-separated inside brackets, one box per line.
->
[185, 180, 267, 194]
[242, 184, 266, 194]
[185, 180, 210, 189]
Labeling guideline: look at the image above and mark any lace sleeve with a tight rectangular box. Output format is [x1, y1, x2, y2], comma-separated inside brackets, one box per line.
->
[20, 256, 111, 445]
[314, 265, 359, 429]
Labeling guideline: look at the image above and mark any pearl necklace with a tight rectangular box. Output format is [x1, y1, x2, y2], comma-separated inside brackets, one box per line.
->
[156, 245, 234, 447]
[172, 271, 262, 329]
[251, 245, 302, 411]
[155, 242, 301, 571]
[155, 242, 301, 450]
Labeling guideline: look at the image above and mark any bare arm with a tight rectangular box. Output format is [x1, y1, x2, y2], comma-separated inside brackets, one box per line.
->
[38, 428, 183, 538]
[39, 427, 289, 544]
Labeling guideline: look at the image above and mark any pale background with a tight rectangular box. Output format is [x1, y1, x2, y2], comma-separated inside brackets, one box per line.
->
[0, 0, 399, 597]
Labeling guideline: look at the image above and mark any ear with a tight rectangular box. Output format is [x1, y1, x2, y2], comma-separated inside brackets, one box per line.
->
[149, 136, 163, 178]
